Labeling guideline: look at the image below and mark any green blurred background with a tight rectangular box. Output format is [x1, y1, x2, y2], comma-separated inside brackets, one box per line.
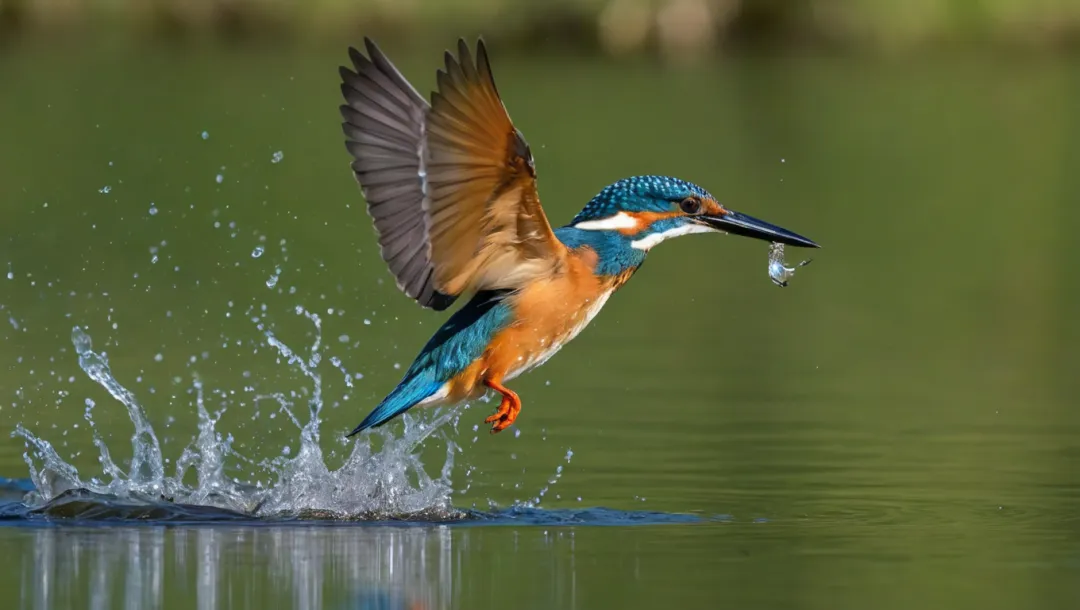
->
[2, 1, 1080, 609]
[2, 0, 1080, 53]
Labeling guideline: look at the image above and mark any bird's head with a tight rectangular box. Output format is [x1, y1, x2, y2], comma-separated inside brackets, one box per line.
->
[570, 175, 818, 251]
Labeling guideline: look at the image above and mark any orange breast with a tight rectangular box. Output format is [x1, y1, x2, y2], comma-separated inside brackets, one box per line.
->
[443, 246, 624, 401]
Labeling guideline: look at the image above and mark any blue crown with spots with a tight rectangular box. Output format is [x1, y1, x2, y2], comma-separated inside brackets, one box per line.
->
[571, 175, 715, 224]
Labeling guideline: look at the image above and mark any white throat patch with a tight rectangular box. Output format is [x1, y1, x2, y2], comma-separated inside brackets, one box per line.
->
[630, 224, 714, 251]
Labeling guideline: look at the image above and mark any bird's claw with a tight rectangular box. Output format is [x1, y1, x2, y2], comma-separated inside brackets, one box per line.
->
[484, 396, 520, 433]
[482, 378, 522, 434]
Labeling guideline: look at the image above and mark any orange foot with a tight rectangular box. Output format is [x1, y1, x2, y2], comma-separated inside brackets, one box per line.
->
[483, 378, 521, 434]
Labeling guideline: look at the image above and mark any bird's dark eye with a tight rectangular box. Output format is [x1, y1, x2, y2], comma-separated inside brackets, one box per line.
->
[679, 197, 702, 214]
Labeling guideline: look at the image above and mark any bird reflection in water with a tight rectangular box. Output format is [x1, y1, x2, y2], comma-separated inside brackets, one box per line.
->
[18, 526, 449, 610]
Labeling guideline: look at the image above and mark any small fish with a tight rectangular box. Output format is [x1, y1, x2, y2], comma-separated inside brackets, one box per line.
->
[768, 242, 812, 287]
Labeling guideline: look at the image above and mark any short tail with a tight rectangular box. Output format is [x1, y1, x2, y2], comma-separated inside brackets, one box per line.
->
[346, 374, 444, 437]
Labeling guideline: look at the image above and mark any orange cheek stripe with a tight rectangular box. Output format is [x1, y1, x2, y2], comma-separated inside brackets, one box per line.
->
[703, 200, 727, 216]
[618, 198, 725, 235]
[619, 211, 682, 235]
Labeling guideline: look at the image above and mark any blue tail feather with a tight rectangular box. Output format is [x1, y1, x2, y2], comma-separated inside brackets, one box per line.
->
[347, 289, 516, 437]
[346, 372, 443, 437]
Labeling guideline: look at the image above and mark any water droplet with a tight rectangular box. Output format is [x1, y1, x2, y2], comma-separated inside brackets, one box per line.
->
[201, 131, 210, 140]
[363, 319, 371, 325]
[271, 150, 284, 164]
[215, 174, 224, 184]
[251, 246, 265, 258]
[148, 205, 158, 216]
[154, 353, 163, 362]
[99, 186, 111, 194]
[338, 334, 350, 343]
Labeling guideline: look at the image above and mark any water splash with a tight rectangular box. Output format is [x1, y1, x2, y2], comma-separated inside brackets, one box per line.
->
[2, 314, 705, 526]
[13, 312, 463, 520]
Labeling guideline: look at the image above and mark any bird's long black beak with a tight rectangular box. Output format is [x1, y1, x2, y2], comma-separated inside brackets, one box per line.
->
[696, 210, 819, 248]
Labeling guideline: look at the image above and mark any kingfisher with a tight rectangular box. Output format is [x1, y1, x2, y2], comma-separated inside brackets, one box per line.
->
[339, 37, 818, 436]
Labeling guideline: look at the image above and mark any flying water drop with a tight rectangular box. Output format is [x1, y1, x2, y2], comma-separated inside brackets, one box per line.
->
[266, 267, 281, 289]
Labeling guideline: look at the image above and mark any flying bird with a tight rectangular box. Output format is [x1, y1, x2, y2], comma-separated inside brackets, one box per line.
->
[338, 38, 818, 436]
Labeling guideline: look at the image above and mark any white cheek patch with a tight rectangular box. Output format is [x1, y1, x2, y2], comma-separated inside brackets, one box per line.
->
[573, 212, 640, 231]
[630, 224, 714, 251]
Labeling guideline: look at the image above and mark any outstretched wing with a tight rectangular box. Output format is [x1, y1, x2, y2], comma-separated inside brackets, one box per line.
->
[339, 38, 565, 311]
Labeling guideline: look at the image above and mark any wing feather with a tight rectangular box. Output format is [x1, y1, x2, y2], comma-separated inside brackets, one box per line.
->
[340, 37, 564, 310]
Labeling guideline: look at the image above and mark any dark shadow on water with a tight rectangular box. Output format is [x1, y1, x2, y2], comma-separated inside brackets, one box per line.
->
[0, 479, 712, 527]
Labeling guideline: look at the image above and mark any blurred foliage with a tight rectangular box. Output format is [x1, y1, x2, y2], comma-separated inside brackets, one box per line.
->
[1, 0, 1079, 55]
